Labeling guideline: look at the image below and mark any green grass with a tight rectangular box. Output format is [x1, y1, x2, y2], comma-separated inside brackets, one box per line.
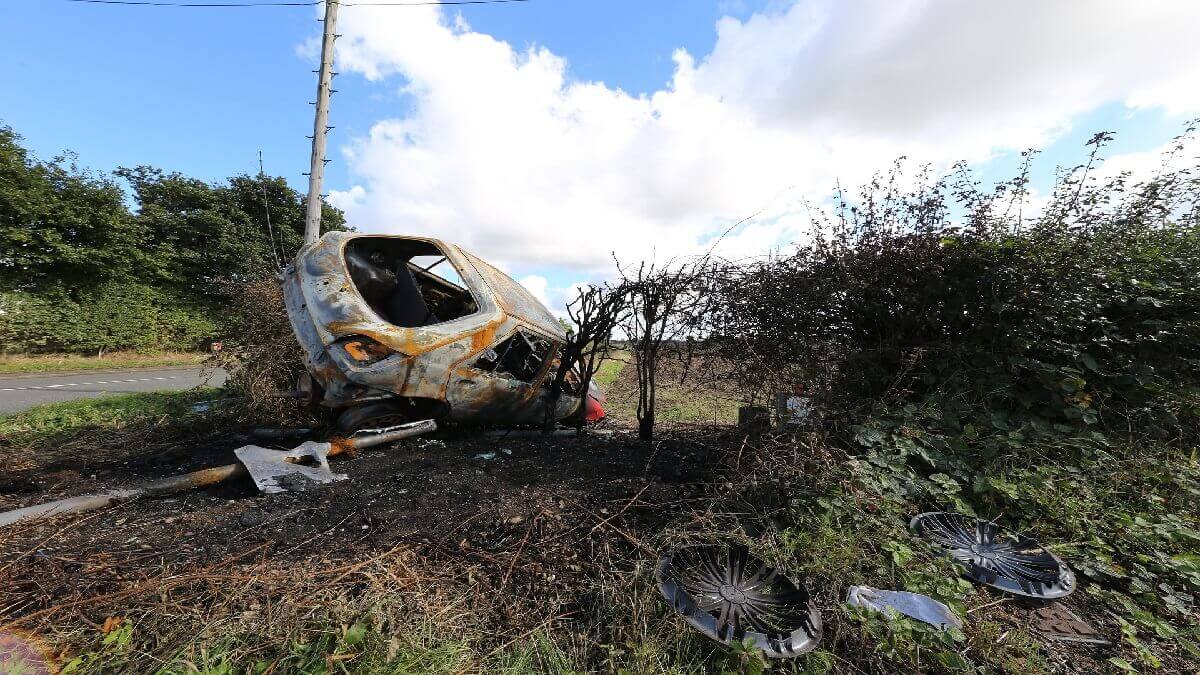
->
[760, 429, 1200, 674]
[0, 389, 219, 445]
[590, 353, 628, 390]
[651, 385, 740, 425]
[63, 621, 536, 675]
[0, 351, 206, 375]
[599, 352, 741, 425]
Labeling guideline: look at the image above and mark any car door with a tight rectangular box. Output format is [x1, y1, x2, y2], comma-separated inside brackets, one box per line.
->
[445, 328, 555, 423]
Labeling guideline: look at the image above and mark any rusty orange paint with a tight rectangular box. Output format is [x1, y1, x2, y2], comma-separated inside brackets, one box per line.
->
[470, 323, 499, 353]
[327, 437, 357, 458]
[343, 338, 391, 362]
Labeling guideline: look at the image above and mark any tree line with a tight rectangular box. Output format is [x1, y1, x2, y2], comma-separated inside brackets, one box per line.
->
[0, 124, 346, 354]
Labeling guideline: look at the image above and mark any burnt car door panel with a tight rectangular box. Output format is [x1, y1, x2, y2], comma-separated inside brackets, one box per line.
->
[445, 329, 558, 423]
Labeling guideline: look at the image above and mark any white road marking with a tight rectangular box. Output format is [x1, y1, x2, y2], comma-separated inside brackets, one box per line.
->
[0, 375, 181, 392]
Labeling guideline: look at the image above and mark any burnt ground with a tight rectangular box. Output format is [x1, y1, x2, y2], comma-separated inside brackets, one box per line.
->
[1, 360, 1190, 673]
[2, 422, 715, 563]
[0, 369, 743, 672]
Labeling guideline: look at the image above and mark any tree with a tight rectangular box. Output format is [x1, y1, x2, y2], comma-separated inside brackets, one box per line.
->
[0, 123, 349, 353]
[116, 166, 347, 296]
[0, 125, 139, 293]
[620, 260, 710, 441]
[542, 282, 628, 435]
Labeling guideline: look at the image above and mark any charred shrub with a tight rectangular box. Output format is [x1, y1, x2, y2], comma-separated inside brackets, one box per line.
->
[208, 278, 315, 426]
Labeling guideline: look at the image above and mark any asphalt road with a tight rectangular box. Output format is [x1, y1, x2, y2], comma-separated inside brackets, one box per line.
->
[0, 367, 227, 414]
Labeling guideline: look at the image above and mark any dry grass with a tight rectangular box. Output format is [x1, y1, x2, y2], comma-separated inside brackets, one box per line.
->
[0, 418, 739, 673]
[206, 279, 316, 428]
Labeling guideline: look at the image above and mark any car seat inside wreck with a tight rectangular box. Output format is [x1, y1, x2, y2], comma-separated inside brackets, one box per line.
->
[344, 237, 478, 328]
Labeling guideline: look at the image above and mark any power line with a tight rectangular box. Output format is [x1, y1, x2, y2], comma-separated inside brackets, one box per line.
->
[257, 150, 283, 270]
[63, 0, 531, 6]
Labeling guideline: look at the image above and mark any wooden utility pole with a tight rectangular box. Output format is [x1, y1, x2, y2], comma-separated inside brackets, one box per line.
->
[304, 0, 340, 248]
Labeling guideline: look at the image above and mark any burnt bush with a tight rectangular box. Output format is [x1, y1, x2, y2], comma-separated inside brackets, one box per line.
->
[207, 277, 315, 427]
[706, 129, 1200, 446]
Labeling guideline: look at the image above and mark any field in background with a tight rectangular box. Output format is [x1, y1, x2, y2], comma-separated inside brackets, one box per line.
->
[597, 351, 741, 425]
[588, 352, 628, 390]
[0, 351, 206, 375]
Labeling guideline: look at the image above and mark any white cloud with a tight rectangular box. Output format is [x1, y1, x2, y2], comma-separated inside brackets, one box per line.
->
[326, 0, 1200, 278]
[1092, 137, 1199, 186]
[517, 274, 550, 307]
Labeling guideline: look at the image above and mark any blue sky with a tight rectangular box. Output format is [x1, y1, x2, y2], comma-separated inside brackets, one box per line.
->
[4, 0, 765, 191]
[4, 1, 1198, 308]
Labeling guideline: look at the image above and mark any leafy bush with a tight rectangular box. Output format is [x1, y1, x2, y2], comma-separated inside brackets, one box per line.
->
[0, 122, 347, 353]
[698, 127, 1200, 672]
[0, 282, 218, 353]
[708, 129, 1200, 445]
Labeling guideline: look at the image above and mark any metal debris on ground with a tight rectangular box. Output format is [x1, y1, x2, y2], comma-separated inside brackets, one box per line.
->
[237, 420, 436, 494]
[656, 543, 822, 658]
[773, 385, 813, 426]
[846, 585, 963, 630]
[0, 420, 437, 528]
[235, 442, 346, 494]
[0, 465, 243, 529]
[1028, 604, 1110, 645]
[911, 512, 1075, 599]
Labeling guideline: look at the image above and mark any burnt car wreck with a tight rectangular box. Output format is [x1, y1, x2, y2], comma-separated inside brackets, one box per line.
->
[282, 232, 604, 431]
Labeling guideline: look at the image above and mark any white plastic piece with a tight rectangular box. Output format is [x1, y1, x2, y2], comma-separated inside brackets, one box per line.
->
[846, 585, 963, 630]
[234, 442, 347, 494]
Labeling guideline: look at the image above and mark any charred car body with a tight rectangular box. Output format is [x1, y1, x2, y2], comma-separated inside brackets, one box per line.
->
[283, 232, 603, 431]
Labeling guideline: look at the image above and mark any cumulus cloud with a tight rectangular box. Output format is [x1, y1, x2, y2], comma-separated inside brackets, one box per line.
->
[326, 0, 1200, 276]
[517, 274, 550, 307]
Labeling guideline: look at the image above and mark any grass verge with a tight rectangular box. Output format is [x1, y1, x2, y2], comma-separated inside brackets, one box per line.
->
[0, 389, 220, 446]
[0, 351, 206, 375]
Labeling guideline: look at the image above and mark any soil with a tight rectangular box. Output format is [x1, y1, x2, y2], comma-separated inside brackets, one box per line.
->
[3, 422, 719, 568]
[0, 363, 1150, 672]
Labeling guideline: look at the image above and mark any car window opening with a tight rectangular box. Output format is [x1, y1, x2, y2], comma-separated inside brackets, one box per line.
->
[344, 238, 478, 328]
[474, 331, 551, 383]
